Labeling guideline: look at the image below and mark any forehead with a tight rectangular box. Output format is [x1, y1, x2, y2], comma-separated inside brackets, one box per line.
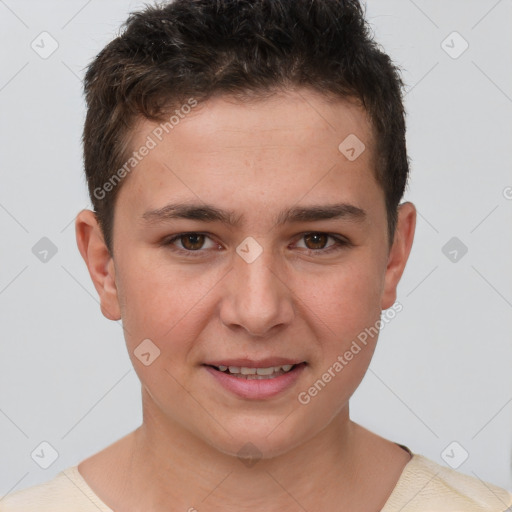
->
[117, 89, 382, 226]
[136, 90, 374, 156]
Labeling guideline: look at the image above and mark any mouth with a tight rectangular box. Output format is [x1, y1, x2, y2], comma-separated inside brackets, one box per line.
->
[202, 358, 308, 399]
[204, 362, 306, 380]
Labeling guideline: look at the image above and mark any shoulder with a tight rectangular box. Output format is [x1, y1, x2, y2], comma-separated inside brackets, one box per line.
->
[382, 453, 512, 512]
[0, 466, 113, 512]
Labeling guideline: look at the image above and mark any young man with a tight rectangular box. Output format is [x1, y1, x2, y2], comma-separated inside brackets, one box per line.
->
[2, 0, 511, 510]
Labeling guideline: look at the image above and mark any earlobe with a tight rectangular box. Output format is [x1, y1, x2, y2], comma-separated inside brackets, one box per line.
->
[380, 202, 417, 311]
[75, 209, 121, 321]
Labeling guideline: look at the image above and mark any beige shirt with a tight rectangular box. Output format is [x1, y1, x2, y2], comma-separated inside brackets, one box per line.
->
[2, 451, 512, 511]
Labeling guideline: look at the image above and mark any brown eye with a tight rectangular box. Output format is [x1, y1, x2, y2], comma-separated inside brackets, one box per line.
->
[162, 232, 218, 257]
[294, 232, 349, 255]
[303, 233, 329, 250]
[180, 233, 205, 250]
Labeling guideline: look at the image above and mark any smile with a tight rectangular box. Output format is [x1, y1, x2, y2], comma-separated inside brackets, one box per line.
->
[211, 364, 296, 379]
[203, 362, 307, 399]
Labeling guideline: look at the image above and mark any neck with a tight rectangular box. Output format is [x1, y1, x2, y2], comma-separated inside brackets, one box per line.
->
[122, 390, 363, 512]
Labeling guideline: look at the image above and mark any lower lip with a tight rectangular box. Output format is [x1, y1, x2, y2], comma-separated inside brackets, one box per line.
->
[203, 363, 307, 400]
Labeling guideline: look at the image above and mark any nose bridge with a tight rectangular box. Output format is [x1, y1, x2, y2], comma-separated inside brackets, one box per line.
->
[222, 236, 293, 336]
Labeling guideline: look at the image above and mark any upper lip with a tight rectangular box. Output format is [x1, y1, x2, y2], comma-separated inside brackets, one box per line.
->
[204, 358, 305, 368]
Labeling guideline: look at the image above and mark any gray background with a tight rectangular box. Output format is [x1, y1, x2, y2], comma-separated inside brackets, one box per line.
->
[1, 0, 511, 497]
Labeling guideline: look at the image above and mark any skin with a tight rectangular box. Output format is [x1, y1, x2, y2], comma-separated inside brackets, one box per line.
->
[75, 87, 416, 512]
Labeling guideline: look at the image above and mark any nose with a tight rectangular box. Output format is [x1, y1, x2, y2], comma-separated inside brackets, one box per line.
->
[219, 243, 295, 337]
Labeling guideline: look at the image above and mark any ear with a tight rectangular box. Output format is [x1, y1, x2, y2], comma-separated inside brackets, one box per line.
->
[75, 209, 121, 321]
[381, 202, 416, 310]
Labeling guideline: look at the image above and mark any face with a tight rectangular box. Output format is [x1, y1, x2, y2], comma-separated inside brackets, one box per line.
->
[77, 88, 415, 459]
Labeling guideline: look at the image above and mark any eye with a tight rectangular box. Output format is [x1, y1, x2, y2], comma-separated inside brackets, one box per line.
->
[163, 232, 218, 255]
[161, 231, 350, 258]
[294, 232, 349, 254]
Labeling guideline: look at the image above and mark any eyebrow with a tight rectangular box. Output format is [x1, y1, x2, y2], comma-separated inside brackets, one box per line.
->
[141, 202, 367, 227]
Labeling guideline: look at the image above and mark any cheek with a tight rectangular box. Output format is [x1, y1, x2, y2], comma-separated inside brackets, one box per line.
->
[295, 266, 382, 414]
[116, 254, 223, 350]
[115, 260, 214, 399]
[299, 259, 383, 342]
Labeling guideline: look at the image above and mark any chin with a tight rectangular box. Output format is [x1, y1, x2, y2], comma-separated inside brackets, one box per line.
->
[199, 417, 317, 462]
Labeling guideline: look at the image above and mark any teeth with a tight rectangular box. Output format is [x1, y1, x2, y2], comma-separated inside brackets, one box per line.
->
[216, 364, 297, 377]
[256, 367, 275, 376]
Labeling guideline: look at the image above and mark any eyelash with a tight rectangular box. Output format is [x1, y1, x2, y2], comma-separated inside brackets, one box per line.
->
[161, 232, 350, 257]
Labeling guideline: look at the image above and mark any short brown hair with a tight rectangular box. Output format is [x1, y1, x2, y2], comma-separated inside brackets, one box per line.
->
[82, 0, 409, 255]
